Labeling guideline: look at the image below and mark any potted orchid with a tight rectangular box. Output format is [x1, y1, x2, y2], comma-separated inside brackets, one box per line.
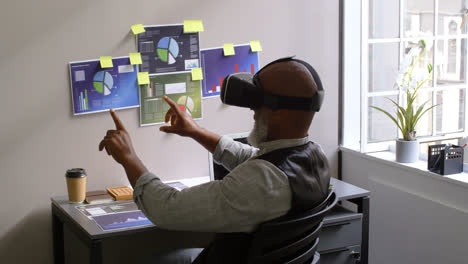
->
[370, 40, 437, 163]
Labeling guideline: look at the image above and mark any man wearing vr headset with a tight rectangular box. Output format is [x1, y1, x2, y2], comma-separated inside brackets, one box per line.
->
[99, 57, 330, 263]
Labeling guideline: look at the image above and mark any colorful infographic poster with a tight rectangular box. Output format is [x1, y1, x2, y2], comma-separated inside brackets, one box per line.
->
[140, 71, 202, 126]
[69, 57, 139, 115]
[200, 44, 260, 98]
[137, 24, 200, 74]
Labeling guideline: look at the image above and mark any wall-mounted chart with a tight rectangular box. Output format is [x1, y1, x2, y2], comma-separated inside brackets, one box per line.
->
[200, 44, 260, 98]
[140, 71, 202, 126]
[137, 24, 200, 74]
[69, 57, 139, 115]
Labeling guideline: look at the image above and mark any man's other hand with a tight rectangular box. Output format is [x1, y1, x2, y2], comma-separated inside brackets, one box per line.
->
[160, 96, 201, 137]
[99, 109, 138, 165]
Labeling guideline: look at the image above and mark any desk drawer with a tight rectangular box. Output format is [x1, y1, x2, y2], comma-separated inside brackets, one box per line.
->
[319, 245, 361, 264]
[318, 206, 362, 251]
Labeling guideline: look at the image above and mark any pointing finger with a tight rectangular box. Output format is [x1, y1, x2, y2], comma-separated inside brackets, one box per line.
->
[163, 96, 182, 115]
[110, 109, 126, 131]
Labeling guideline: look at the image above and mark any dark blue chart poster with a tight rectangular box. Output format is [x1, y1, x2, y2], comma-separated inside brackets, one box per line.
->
[200, 44, 260, 98]
[69, 57, 140, 115]
[137, 24, 200, 74]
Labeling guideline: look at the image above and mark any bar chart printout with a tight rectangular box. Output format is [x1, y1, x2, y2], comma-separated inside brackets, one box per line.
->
[200, 44, 260, 98]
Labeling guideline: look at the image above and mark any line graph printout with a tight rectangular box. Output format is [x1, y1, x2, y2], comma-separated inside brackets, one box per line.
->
[76, 201, 154, 231]
[92, 211, 154, 231]
[69, 57, 139, 115]
[137, 24, 200, 74]
[200, 44, 259, 98]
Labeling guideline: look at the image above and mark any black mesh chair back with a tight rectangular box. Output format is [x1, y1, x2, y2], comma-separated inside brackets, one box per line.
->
[246, 190, 338, 264]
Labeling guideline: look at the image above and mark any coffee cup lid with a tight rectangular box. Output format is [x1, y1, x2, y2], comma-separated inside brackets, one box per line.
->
[65, 168, 87, 178]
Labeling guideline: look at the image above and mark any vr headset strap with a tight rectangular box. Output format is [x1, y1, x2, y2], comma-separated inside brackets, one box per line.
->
[263, 91, 324, 112]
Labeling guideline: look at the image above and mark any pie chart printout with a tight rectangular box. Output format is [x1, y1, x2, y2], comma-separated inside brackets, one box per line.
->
[177, 95, 194, 115]
[157, 37, 179, 65]
[69, 57, 139, 115]
[93, 71, 114, 96]
[137, 25, 200, 74]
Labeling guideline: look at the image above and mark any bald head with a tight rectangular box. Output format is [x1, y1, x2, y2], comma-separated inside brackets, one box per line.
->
[254, 60, 320, 141]
[258, 61, 318, 97]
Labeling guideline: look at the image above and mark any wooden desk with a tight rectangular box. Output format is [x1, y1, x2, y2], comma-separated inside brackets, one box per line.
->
[51, 177, 369, 264]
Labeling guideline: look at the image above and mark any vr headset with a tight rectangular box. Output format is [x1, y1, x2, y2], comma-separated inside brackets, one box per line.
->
[220, 56, 324, 112]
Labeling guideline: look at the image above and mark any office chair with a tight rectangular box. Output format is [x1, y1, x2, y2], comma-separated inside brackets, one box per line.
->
[246, 190, 338, 264]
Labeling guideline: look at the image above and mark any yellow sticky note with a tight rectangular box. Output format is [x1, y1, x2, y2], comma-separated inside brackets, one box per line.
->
[129, 52, 142, 65]
[100, 56, 113, 68]
[137, 72, 150, 85]
[223, 43, 235, 56]
[184, 20, 204, 33]
[131, 24, 146, 35]
[191, 68, 203, 80]
[250, 40, 263, 52]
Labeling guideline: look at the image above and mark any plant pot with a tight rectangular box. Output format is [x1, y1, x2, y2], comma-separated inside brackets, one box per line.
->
[396, 139, 419, 163]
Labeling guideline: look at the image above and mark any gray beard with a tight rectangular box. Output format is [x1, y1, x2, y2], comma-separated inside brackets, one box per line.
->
[247, 116, 269, 147]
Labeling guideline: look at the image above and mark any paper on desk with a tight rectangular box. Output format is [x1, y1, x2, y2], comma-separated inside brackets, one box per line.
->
[92, 211, 153, 231]
[166, 181, 189, 191]
[76, 201, 139, 218]
[86, 207, 107, 216]
[164, 176, 210, 189]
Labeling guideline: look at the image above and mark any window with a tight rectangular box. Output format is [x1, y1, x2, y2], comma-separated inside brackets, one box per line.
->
[342, 0, 468, 153]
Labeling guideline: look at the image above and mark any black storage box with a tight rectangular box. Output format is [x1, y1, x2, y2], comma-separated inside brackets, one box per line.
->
[428, 144, 464, 175]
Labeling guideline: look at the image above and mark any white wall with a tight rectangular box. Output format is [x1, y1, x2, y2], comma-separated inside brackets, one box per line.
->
[0, 0, 339, 263]
[342, 149, 468, 264]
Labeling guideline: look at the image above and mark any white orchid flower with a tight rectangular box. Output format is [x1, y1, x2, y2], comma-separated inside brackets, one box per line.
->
[408, 47, 421, 57]
[395, 71, 408, 88]
[413, 70, 428, 85]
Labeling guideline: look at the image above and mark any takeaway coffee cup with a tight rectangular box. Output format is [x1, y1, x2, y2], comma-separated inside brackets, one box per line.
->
[65, 168, 87, 203]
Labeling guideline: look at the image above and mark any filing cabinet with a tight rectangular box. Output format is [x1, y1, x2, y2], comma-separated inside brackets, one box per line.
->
[318, 205, 363, 264]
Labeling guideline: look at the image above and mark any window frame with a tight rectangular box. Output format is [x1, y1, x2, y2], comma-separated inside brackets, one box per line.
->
[342, 0, 468, 153]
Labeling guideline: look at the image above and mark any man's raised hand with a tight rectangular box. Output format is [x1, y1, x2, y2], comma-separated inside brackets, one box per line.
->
[99, 109, 138, 165]
[159, 96, 201, 138]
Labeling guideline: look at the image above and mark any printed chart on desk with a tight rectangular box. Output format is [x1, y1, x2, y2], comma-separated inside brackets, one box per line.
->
[137, 24, 200, 74]
[93, 211, 153, 231]
[140, 71, 202, 126]
[200, 44, 260, 98]
[69, 57, 139, 115]
[76, 202, 153, 231]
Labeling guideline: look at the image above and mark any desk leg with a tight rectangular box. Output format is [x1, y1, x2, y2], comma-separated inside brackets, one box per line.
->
[90, 239, 103, 264]
[52, 210, 65, 264]
[351, 196, 369, 264]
